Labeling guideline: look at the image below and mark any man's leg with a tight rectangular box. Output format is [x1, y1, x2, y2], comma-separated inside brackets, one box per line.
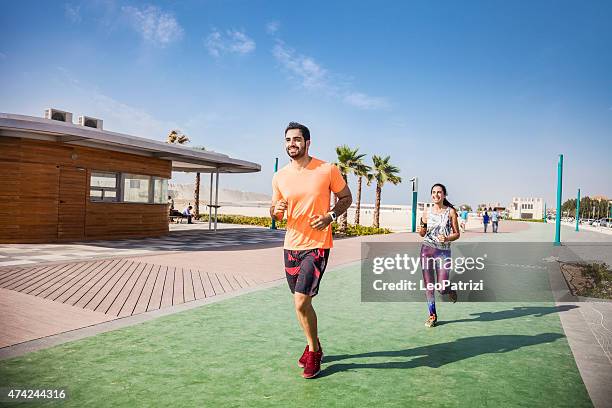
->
[294, 293, 319, 352]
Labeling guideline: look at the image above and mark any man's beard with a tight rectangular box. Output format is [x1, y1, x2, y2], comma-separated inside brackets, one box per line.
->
[287, 146, 305, 159]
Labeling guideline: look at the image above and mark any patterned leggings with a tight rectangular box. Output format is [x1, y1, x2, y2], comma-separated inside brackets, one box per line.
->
[420, 244, 452, 316]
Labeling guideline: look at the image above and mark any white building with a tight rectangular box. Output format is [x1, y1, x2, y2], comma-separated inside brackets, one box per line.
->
[510, 197, 544, 219]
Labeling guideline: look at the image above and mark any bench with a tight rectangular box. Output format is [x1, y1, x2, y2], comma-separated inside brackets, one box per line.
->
[169, 212, 191, 224]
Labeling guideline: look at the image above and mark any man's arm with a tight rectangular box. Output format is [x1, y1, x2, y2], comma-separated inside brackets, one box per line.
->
[331, 185, 352, 218]
[310, 185, 353, 230]
[270, 199, 287, 221]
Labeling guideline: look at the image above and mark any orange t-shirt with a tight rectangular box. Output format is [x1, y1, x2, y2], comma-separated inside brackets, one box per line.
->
[272, 157, 347, 250]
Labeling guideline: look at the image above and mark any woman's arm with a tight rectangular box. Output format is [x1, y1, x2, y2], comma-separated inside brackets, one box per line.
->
[418, 209, 428, 237]
[446, 208, 461, 242]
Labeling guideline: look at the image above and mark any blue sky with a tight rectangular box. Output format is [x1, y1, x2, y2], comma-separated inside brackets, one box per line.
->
[1, 0, 611, 208]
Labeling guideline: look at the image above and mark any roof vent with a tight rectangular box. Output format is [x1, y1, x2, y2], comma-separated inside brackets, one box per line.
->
[78, 115, 103, 130]
[44, 108, 73, 123]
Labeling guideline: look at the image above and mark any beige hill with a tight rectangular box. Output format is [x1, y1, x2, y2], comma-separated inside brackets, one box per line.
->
[169, 182, 271, 204]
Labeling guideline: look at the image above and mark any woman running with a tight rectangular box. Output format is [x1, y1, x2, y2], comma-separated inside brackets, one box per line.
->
[418, 183, 461, 327]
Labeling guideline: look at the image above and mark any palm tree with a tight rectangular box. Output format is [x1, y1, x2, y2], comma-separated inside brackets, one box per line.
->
[353, 160, 372, 225]
[166, 129, 190, 145]
[372, 155, 402, 228]
[335, 145, 365, 232]
[190, 146, 207, 218]
[166, 130, 200, 216]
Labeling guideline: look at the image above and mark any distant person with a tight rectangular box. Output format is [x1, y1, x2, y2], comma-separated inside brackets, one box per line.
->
[483, 211, 490, 233]
[418, 183, 460, 328]
[491, 209, 500, 233]
[182, 205, 194, 224]
[169, 195, 181, 217]
[271, 122, 352, 378]
[460, 207, 469, 232]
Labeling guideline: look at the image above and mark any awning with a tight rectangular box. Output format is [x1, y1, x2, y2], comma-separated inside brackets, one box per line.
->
[0, 113, 260, 174]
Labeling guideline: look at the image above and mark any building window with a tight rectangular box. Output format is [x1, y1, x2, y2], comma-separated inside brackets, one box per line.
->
[153, 177, 168, 204]
[122, 174, 151, 203]
[90, 170, 168, 204]
[90, 172, 118, 202]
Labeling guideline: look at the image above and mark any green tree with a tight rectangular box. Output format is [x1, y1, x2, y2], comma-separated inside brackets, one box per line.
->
[353, 160, 373, 225]
[166, 129, 190, 145]
[334, 145, 365, 232]
[166, 130, 200, 216]
[562, 196, 611, 220]
[371, 155, 402, 228]
[191, 146, 207, 218]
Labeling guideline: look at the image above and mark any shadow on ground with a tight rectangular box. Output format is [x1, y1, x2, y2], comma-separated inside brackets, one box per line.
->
[320, 333, 563, 377]
[436, 305, 578, 326]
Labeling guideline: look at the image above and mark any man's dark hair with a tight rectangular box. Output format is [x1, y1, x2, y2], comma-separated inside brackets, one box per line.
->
[285, 122, 310, 141]
[188, 205, 193, 209]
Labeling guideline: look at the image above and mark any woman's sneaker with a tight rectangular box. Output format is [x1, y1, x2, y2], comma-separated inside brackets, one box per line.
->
[425, 314, 437, 328]
[298, 339, 323, 368]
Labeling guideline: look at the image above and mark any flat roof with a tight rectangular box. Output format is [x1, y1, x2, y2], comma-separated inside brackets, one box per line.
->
[0, 113, 260, 174]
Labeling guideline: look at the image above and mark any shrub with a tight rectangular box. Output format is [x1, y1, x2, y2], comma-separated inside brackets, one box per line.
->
[199, 214, 286, 229]
[505, 218, 545, 223]
[198, 214, 391, 236]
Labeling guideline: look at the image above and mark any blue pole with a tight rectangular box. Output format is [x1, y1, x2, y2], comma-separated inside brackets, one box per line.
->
[543, 203, 547, 223]
[554, 154, 563, 246]
[575, 189, 580, 231]
[271, 157, 279, 230]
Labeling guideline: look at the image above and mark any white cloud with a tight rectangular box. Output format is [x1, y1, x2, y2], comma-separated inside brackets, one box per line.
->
[272, 42, 328, 91]
[54, 66, 180, 138]
[122, 5, 184, 46]
[272, 41, 389, 110]
[205, 29, 255, 57]
[89, 91, 181, 138]
[343, 92, 389, 110]
[64, 3, 81, 23]
[266, 21, 279, 34]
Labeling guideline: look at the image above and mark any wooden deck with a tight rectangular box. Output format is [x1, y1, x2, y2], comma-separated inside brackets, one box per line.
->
[0, 259, 262, 319]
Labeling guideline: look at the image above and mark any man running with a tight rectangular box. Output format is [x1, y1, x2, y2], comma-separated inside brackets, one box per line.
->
[271, 122, 352, 379]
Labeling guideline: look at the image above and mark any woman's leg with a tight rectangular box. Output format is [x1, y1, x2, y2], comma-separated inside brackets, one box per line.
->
[436, 249, 456, 303]
[420, 245, 437, 318]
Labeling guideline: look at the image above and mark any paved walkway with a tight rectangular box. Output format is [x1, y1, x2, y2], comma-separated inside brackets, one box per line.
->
[0, 226, 423, 349]
[0, 221, 611, 406]
[0, 225, 286, 267]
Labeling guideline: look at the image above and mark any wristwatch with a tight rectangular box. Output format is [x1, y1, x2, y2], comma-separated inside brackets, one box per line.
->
[328, 211, 337, 222]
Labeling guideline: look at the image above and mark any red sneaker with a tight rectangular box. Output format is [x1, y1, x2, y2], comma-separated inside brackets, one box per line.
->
[302, 350, 322, 379]
[298, 339, 323, 368]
